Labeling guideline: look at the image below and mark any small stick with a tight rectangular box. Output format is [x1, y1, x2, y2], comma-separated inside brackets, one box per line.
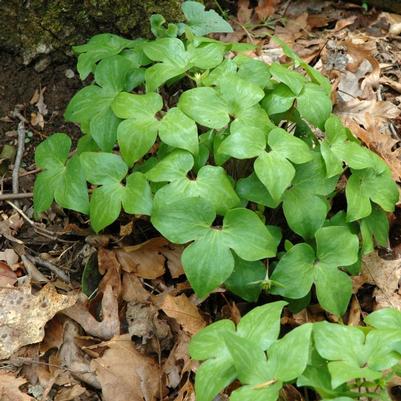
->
[12, 121, 26, 196]
[0, 192, 33, 201]
[27, 255, 71, 283]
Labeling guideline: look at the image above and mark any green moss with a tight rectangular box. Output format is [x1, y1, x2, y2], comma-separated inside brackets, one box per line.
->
[0, 0, 182, 63]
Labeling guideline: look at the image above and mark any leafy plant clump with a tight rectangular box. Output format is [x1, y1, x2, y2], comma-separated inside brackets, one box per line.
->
[33, 1, 398, 314]
[190, 303, 401, 401]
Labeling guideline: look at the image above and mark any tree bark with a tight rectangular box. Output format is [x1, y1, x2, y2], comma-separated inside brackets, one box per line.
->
[0, 0, 182, 65]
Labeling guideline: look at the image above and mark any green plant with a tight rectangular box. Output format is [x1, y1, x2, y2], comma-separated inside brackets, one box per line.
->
[189, 303, 401, 401]
[34, 2, 398, 315]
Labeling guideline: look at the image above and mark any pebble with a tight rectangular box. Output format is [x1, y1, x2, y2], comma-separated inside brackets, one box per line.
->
[65, 69, 75, 79]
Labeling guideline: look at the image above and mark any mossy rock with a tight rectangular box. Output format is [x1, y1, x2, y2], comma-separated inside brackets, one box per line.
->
[0, 0, 183, 64]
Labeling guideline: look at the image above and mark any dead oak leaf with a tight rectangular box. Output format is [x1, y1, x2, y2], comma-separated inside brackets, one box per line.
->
[0, 371, 32, 401]
[359, 252, 401, 309]
[255, 0, 279, 21]
[158, 294, 206, 335]
[0, 283, 77, 359]
[63, 285, 119, 340]
[92, 334, 162, 401]
[115, 237, 184, 279]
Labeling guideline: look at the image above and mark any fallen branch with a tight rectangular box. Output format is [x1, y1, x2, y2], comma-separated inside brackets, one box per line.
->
[0, 192, 33, 201]
[12, 121, 26, 196]
[26, 254, 71, 284]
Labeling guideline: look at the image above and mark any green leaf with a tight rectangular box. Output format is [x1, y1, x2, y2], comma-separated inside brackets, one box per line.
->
[269, 63, 305, 95]
[35, 132, 70, 168]
[189, 319, 235, 360]
[217, 74, 265, 116]
[122, 172, 152, 215]
[94, 55, 132, 94]
[314, 263, 352, 316]
[143, 38, 189, 91]
[328, 361, 381, 388]
[266, 323, 313, 381]
[282, 190, 328, 239]
[112, 91, 163, 120]
[268, 127, 312, 164]
[54, 155, 89, 214]
[34, 134, 89, 214]
[150, 14, 178, 38]
[360, 206, 389, 254]
[262, 84, 295, 115]
[320, 141, 343, 178]
[195, 356, 236, 401]
[178, 87, 230, 129]
[158, 108, 199, 154]
[225, 256, 266, 302]
[180, 1, 233, 36]
[219, 106, 269, 159]
[90, 183, 124, 232]
[315, 226, 359, 267]
[346, 168, 399, 221]
[236, 173, 279, 209]
[188, 42, 225, 69]
[66, 56, 133, 151]
[313, 321, 365, 366]
[34, 171, 59, 213]
[146, 150, 194, 182]
[182, 230, 234, 297]
[270, 243, 315, 299]
[202, 59, 237, 86]
[223, 332, 269, 385]
[365, 308, 401, 330]
[145, 62, 187, 92]
[237, 301, 287, 351]
[296, 83, 332, 128]
[254, 151, 295, 202]
[80, 152, 128, 185]
[73, 33, 136, 79]
[230, 382, 282, 401]
[117, 119, 159, 166]
[235, 55, 271, 88]
[223, 208, 281, 260]
[89, 108, 120, 152]
[151, 197, 215, 244]
[153, 165, 240, 215]
[143, 37, 188, 65]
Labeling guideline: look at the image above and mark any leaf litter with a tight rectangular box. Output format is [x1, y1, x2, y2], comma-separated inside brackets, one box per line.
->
[1, 1, 401, 400]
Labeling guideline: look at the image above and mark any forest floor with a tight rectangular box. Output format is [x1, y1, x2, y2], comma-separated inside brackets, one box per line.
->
[1, 1, 401, 400]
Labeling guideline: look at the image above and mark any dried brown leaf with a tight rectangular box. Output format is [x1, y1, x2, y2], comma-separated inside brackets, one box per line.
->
[255, 0, 279, 21]
[0, 261, 17, 286]
[59, 319, 100, 389]
[54, 384, 86, 401]
[63, 285, 119, 340]
[126, 302, 172, 353]
[91, 334, 162, 401]
[122, 272, 150, 303]
[97, 248, 121, 296]
[360, 252, 401, 309]
[0, 283, 76, 359]
[0, 372, 32, 401]
[158, 294, 206, 335]
[116, 237, 184, 279]
[163, 333, 191, 388]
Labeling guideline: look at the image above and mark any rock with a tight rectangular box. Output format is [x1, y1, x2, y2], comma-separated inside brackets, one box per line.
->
[0, 0, 183, 65]
[33, 56, 51, 73]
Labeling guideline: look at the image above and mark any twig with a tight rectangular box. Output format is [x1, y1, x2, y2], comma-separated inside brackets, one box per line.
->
[12, 121, 26, 196]
[0, 192, 33, 201]
[21, 255, 49, 283]
[27, 255, 71, 283]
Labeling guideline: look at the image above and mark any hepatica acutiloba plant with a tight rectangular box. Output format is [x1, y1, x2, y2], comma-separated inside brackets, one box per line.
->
[33, 0, 398, 312]
[33, 1, 401, 399]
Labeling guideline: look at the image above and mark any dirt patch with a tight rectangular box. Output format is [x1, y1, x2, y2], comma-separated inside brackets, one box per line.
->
[0, 51, 82, 162]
